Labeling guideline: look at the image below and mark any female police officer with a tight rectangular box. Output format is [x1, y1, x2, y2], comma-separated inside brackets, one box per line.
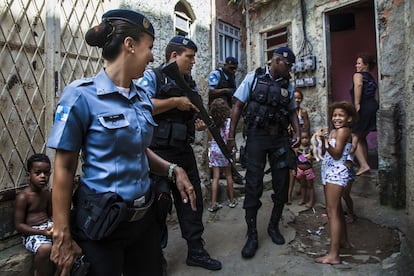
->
[47, 9, 195, 275]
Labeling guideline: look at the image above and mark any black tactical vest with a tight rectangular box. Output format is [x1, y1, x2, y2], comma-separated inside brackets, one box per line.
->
[216, 68, 236, 90]
[150, 67, 196, 148]
[242, 68, 290, 135]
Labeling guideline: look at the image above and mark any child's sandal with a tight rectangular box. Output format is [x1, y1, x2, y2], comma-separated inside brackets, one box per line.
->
[228, 200, 238, 208]
[208, 204, 222, 212]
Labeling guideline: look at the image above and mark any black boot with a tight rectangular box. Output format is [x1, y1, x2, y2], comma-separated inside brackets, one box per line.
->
[241, 214, 258, 258]
[268, 202, 285, 245]
[186, 241, 222, 270]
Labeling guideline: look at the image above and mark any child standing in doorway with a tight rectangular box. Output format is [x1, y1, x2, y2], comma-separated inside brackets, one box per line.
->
[315, 101, 358, 265]
[14, 153, 55, 275]
[208, 98, 237, 212]
[288, 89, 310, 204]
[296, 131, 316, 208]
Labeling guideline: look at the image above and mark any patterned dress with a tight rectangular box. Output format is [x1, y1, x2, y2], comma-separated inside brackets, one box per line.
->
[321, 138, 352, 187]
[209, 118, 230, 167]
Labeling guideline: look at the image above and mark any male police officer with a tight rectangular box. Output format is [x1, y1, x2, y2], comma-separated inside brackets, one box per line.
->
[138, 36, 222, 271]
[208, 56, 238, 107]
[227, 46, 300, 259]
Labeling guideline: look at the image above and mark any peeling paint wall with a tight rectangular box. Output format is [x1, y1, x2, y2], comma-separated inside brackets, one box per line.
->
[403, 0, 414, 252]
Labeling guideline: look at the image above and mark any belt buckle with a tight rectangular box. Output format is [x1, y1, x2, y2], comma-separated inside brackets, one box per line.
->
[128, 192, 154, 222]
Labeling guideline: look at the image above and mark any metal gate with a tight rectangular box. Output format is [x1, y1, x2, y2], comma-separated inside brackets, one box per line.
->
[0, 0, 114, 238]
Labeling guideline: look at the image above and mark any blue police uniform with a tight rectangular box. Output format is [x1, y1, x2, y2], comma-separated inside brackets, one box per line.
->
[234, 65, 296, 208]
[48, 69, 156, 201]
[48, 68, 162, 275]
[208, 69, 228, 89]
[234, 49, 298, 258]
[137, 35, 222, 271]
[139, 67, 204, 242]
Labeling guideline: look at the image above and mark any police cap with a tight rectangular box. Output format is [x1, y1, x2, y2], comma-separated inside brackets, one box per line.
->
[225, 56, 238, 65]
[274, 46, 296, 64]
[102, 9, 154, 38]
[168, 35, 198, 52]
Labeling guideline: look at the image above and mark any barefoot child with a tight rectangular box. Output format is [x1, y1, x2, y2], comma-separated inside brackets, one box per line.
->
[315, 101, 358, 265]
[208, 98, 237, 212]
[288, 89, 310, 203]
[295, 131, 316, 208]
[14, 153, 54, 275]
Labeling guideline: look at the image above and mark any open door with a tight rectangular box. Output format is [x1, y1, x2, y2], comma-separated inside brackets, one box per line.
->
[326, 0, 378, 169]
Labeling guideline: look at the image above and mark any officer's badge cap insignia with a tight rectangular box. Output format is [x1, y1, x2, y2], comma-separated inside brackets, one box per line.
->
[283, 52, 288, 58]
[183, 39, 189, 45]
[142, 18, 150, 29]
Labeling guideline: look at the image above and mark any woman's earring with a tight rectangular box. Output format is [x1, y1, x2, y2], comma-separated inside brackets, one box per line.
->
[131, 49, 135, 54]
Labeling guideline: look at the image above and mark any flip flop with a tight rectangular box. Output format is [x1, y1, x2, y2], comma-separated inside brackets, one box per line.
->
[356, 168, 370, 176]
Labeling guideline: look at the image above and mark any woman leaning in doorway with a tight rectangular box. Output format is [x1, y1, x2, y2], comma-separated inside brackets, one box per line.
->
[350, 53, 379, 176]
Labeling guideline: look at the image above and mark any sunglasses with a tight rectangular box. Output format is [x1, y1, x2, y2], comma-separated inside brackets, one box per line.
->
[228, 66, 237, 70]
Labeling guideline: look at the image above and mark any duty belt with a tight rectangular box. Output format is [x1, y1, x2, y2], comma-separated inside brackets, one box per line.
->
[126, 191, 154, 222]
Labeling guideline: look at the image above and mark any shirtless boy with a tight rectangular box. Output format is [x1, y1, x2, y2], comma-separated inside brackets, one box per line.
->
[14, 153, 54, 275]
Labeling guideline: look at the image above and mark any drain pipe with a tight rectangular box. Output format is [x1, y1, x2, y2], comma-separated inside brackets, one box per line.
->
[211, 0, 217, 70]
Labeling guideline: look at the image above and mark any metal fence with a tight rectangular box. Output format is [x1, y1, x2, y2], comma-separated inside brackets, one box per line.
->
[0, 0, 115, 239]
[0, 0, 114, 194]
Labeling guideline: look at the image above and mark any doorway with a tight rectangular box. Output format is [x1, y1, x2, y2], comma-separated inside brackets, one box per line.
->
[326, 0, 378, 169]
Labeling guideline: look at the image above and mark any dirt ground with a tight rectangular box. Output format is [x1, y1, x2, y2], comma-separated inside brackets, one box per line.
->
[288, 205, 401, 264]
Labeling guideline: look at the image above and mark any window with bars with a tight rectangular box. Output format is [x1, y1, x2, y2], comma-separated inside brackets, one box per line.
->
[175, 11, 191, 36]
[263, 26, 289, 63]
[218, 21, 240, 63]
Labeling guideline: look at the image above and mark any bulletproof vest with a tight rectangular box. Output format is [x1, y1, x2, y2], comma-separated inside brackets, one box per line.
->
[216, 68, 236, 90]
[242, 68, 290, 134]
[151, 67, 195, 148]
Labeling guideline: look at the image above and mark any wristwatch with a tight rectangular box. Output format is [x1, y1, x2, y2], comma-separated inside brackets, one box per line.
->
[168, 163, 178, 183]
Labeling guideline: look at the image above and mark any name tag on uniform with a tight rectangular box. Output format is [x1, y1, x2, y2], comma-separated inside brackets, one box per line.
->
[103, 114, 125, 122]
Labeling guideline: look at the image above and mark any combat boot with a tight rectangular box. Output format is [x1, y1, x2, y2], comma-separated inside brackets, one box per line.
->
[268, 202, 285, 245]
[241, 217, 258, 258]
[186, 241, 222, 270]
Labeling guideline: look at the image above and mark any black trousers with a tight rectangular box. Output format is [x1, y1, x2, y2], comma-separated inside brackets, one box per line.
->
[151, 143, 204, 245]
[243, 131, 293, 211]
[76, 207, 162, 276]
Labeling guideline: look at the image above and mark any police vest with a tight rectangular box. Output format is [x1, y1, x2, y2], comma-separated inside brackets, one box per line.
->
[216, 68, 236, 90]
[151, 67, 196, 148]
[242, 68, 290, 133]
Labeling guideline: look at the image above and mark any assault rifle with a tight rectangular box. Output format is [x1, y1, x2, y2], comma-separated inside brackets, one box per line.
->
[162, 61, 243, 180]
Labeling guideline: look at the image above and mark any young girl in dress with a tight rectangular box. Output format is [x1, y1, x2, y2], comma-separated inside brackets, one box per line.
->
[208, 98, 236, 212]
[295, 131, 316, 208]
[287, 89, 311, 204]
[315, 101, 358, 265]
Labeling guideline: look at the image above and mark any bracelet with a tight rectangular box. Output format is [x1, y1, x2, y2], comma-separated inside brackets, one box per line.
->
[168, 163, 178, 183]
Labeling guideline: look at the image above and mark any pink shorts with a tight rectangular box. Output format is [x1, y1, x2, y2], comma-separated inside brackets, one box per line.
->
[296, 167, 316, 181]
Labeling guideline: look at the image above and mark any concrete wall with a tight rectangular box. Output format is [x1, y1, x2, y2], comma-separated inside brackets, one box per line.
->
[403, 0, 414, 253]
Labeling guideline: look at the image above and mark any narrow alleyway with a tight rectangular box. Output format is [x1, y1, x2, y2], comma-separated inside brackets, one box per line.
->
[163, 157, 412, 275]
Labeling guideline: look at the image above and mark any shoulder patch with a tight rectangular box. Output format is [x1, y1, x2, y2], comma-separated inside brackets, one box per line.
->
[136, 76, 149, 87]
[55, 105, 70, 122]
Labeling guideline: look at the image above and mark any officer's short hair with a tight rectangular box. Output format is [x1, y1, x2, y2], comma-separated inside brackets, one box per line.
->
[165, 36, 198, 61]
